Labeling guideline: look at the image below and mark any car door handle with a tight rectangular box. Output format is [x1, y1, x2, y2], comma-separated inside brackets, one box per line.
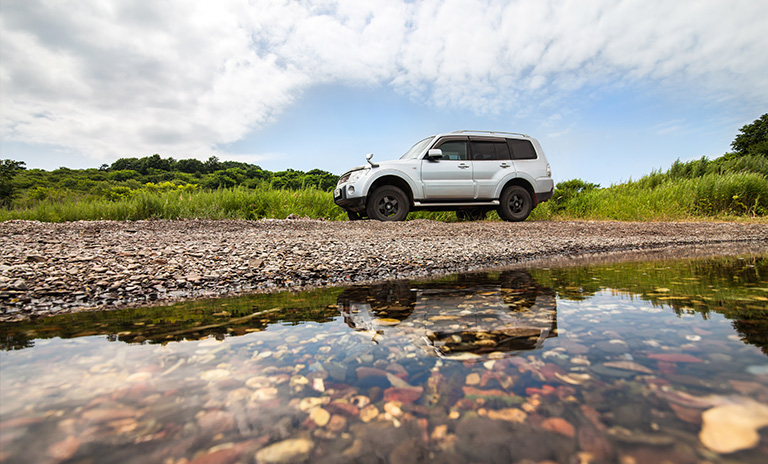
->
[458, 163, 470, 169]
[499, 163, 511, 168]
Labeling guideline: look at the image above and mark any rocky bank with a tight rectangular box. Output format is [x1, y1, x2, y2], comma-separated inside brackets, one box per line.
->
[1, 219, 767, 321]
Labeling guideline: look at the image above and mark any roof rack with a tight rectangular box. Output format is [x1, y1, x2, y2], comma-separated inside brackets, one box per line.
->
[451, 130, 529, 138]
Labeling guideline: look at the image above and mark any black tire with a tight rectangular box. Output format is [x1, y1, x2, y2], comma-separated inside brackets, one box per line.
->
[498, 185, 532, 222]
[347, 211, 362, 221]
[366, 186, 409, 221]
[456, 208, 487, 221]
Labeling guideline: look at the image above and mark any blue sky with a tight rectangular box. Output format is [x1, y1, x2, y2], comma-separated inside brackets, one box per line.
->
[2, 0, 767, 187]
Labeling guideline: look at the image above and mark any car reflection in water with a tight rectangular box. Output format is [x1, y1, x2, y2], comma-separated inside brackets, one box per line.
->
[338, 270, 557, 361]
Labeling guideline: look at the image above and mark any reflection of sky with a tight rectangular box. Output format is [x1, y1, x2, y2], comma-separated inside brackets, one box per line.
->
[3, 289, 766, 416]
[3, 271, 768, 462]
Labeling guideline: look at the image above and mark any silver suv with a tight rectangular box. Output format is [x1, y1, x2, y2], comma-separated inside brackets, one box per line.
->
[334, 130, 554, 221]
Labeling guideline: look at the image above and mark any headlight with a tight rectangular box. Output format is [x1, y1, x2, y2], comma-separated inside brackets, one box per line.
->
[347, 169, 367, 184]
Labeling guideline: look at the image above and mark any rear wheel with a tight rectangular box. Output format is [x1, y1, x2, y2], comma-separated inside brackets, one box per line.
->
[366, 186, 409, 221]
[498, 185, 532, 222]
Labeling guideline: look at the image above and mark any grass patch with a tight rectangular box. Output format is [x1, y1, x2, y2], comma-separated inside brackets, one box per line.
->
[530, 172, 767, 222]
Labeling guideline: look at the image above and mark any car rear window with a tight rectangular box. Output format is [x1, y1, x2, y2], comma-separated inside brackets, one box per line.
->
[507, 139, 537, 160]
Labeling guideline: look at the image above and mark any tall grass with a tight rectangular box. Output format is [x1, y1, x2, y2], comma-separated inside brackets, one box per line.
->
[0, 186, 348, 222]
[530, 172, 768, 221]
[2, 172, 766, 223]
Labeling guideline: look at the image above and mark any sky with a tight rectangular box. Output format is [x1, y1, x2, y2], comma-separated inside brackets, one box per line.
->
[1, 0, 767, 187]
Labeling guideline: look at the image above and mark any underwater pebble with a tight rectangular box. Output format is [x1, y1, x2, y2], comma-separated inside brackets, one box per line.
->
[254, 438, 314, 464]
[299, 397, 330, 412]
[360, 404, 379, 423]
[126, 372, 152, 383]
[200, 369, 230, 381]
[541, 417, 575, 438]
[486, 408, 527, 423]
[603, 361, 653, 374]
[309, 407, 330, 427]
[699, 401, 768, 453]
[251, 387, 278, 401]
[312, 378, 325, 392]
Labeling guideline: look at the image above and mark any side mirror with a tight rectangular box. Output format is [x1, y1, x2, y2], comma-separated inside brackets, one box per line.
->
[427, 148, 443, 160]
[365, 153, 378, 168]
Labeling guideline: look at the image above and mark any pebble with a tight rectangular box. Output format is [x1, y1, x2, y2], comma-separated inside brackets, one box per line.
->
[254, 438, 314, 464]
[541, 417, 575, 438]
[485, 408, 527, 423]
[309, 407, 331, 427]
[299, 397, 330, 412]
[3, 219, 765, 321]
[699, 401, 768, 453]
[360, 404, 379, 423]
[200, 369, 230, 381]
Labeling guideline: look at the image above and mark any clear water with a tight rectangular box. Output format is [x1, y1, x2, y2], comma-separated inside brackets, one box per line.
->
[1, 254, 767, 463]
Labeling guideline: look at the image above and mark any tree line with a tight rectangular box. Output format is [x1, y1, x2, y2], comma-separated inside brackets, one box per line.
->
[1, 155, 339, 206]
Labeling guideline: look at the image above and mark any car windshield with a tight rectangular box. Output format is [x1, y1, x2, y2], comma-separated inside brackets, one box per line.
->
[400, 136, 434, 160]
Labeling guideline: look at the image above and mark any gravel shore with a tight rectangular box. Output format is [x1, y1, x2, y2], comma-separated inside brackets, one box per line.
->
[2, 219, 767, 321]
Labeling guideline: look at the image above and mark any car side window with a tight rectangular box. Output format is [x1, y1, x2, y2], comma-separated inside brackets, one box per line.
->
[471, 141, 511, 160]
[507, 139, 537, 160]
[434, 140, 468, 160]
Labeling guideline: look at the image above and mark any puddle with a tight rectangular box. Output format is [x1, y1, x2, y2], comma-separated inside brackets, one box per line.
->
[1, 254, 768, 463]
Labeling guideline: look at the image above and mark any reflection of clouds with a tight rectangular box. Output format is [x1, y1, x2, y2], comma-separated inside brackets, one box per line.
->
[338, 271, 558, 360]
[3, 0, 767, 162]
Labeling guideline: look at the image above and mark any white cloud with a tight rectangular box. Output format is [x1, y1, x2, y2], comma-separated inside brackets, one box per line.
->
[2, 0, 767, 164]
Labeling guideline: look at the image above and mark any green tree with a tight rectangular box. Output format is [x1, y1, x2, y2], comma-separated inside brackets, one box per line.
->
[143, 154, 174, 172]
[204, 156, 222, 173]
[111, 157, 143, 172]
[732, 113, 768, 157]
[550, 179, 600, 212]
[0, 159, 27, 205]
[176, 158, 205, 174]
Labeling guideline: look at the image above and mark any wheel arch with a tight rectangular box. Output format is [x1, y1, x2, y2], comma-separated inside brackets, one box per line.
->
[367, 175, 414, 205]
[500, 177, 538, 207]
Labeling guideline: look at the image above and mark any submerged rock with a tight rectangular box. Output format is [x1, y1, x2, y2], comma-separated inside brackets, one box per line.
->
[699, 400, 768, 453]
[255, 438, 314, 464]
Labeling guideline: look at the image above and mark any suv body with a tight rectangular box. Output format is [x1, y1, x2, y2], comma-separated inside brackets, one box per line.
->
[334, 130, 554, 221]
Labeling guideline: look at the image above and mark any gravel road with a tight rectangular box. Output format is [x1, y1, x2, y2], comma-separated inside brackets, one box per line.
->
[1, 219, 767, 321]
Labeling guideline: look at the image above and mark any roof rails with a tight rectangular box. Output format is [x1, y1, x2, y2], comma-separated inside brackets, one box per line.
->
[451, 130, 529, 138]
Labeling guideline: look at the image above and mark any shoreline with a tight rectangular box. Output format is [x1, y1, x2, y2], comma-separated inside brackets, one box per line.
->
[2, 219, 767, 322]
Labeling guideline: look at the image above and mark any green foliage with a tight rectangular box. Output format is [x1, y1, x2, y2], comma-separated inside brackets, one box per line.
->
[3, 154, 339, 214]
[548, 179, 600, 212]
[0, 185, 349, 222]
[732, 113, 768, 157]
[4, 114, 768, 223]
[0, 159, 26, 205]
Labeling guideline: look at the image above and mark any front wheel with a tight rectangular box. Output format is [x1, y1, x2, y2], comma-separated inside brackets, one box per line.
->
[498, 185, 532, 222]
[366, 186, 409, 221]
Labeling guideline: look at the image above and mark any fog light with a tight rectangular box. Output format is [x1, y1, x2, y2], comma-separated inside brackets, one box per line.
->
[347, 186, 355, 195]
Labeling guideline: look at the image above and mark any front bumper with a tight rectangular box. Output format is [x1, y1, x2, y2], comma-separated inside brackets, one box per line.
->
[334, 185, 366, 212]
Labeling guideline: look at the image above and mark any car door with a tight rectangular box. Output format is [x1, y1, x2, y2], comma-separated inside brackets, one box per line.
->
[470, 137, 514, 199]
[420, 137, 474, 199]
